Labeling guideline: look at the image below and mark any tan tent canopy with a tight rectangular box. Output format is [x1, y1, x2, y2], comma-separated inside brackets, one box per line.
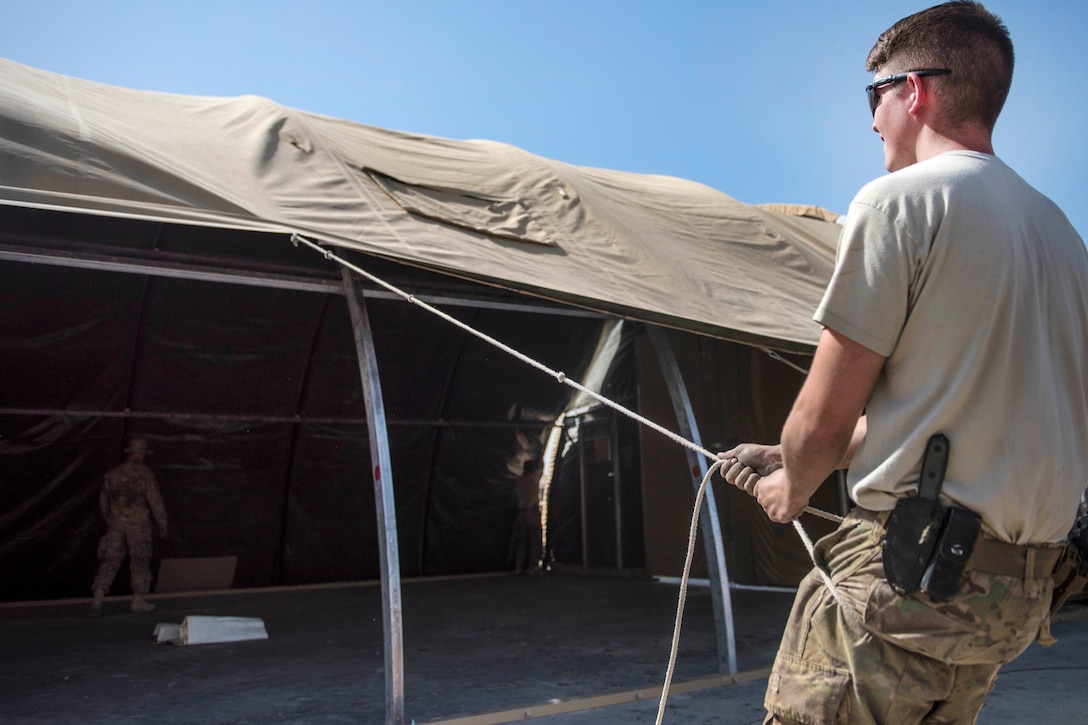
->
[0, 57, 839, 352]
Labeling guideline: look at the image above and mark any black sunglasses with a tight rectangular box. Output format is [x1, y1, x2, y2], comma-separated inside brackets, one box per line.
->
[866, 69, 952, 116]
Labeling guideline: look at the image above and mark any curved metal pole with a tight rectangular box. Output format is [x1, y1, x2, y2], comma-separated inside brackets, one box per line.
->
[645, 325, 737, 675]
[342, 269, 405, 724]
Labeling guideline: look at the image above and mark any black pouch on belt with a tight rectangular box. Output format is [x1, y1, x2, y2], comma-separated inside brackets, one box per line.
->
[919, 505, 981, 601]
[882, 434, 951, 597]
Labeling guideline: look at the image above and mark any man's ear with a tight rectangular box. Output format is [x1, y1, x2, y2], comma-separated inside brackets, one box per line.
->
[906, 72, 927, 118]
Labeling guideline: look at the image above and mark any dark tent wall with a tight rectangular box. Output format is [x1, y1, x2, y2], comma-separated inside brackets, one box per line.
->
[0, 206, 608, 601]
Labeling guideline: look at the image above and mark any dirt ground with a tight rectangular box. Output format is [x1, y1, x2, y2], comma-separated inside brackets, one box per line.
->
[1, 573, 1085, 724]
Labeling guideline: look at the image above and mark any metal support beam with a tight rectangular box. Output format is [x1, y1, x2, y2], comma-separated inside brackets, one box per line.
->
[342, 268, 405, 724]
[578, 421, 589, 569]
[0, 242, 606, 317]
[611, 414, 623, 571]
[645, 324, 738, 675]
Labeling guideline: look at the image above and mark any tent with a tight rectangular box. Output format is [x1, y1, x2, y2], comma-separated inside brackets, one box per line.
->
[0, 56, 844, 717]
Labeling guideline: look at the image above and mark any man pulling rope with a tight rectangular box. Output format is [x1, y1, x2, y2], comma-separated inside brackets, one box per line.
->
[718, 3, 1088, 722]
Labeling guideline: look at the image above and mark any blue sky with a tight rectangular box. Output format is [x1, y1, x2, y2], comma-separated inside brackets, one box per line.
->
[4, 1, 1085, 239]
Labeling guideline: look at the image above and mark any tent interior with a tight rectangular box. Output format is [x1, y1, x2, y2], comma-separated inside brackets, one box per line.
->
[0, 204, 843, 602]
[0, 204, 599, 598]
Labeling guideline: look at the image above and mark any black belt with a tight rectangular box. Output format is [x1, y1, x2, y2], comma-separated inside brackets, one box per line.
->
[852, 507, 1062, 579]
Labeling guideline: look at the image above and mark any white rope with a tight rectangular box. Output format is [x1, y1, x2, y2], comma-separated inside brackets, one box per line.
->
[787, 514, 867, 630]
[291, 234, 851, 719]
[655, 459, 722, 725]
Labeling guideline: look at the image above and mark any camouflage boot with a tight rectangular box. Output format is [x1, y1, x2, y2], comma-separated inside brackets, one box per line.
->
[88, 589, 105, 617]
[130, 595, 156, 613]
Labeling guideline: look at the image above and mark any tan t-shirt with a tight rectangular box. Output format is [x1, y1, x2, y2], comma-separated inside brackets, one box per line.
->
[815, 151, 1088, 543]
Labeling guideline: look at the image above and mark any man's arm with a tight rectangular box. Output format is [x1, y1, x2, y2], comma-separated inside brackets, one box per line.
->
[763, 327, 884, 521]
[145, 473, 169, 536]
[839, 415, 868, 471]
[99, 485, 110, 522]
[722, 414, 867, 487]
[719, 328, 882, 521]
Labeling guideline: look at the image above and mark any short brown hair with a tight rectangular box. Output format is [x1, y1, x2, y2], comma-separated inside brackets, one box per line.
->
[866, 1, 1014, 131]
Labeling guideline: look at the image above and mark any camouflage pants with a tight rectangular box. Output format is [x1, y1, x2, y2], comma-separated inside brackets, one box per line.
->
[764, 511, 1053, 724]
[92, 519, 153, 596]
[512, 508, 543, 573]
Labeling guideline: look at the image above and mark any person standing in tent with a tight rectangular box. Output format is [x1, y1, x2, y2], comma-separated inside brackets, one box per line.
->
[512, 459, 543, 576]
[89, 438, 168, 616]
[718, 2, 1088, 722]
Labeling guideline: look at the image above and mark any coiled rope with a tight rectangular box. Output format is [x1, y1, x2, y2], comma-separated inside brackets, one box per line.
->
[290, 234, 854, 724]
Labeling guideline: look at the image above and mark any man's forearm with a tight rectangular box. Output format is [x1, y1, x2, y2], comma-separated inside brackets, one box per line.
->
[781, 415, 867, 500]
[781, 431, 846, 502]
[778, 327, 883, 504]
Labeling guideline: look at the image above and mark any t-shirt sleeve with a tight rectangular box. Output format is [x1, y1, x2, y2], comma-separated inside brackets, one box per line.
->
[813, 197, 918, 358]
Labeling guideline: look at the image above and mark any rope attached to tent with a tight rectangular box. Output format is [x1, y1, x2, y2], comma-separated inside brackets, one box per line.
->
[290, 233, 848, 721]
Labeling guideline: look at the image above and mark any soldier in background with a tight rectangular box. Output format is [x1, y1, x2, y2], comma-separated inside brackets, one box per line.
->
[88, 438, 168, 616]
[512, 459, 543, 576]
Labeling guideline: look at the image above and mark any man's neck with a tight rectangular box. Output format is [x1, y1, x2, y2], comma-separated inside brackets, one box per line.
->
[915, 123, 994, 163]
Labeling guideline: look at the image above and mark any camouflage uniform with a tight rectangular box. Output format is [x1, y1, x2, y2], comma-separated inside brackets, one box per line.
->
[764, 510, 1055, 724]
[91, 441, 167, 611]
[512, 460, 543, 575]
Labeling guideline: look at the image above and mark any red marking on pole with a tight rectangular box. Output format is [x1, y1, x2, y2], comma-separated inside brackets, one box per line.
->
[692, 465, 700, 478]
[374, 465, 381, 480]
